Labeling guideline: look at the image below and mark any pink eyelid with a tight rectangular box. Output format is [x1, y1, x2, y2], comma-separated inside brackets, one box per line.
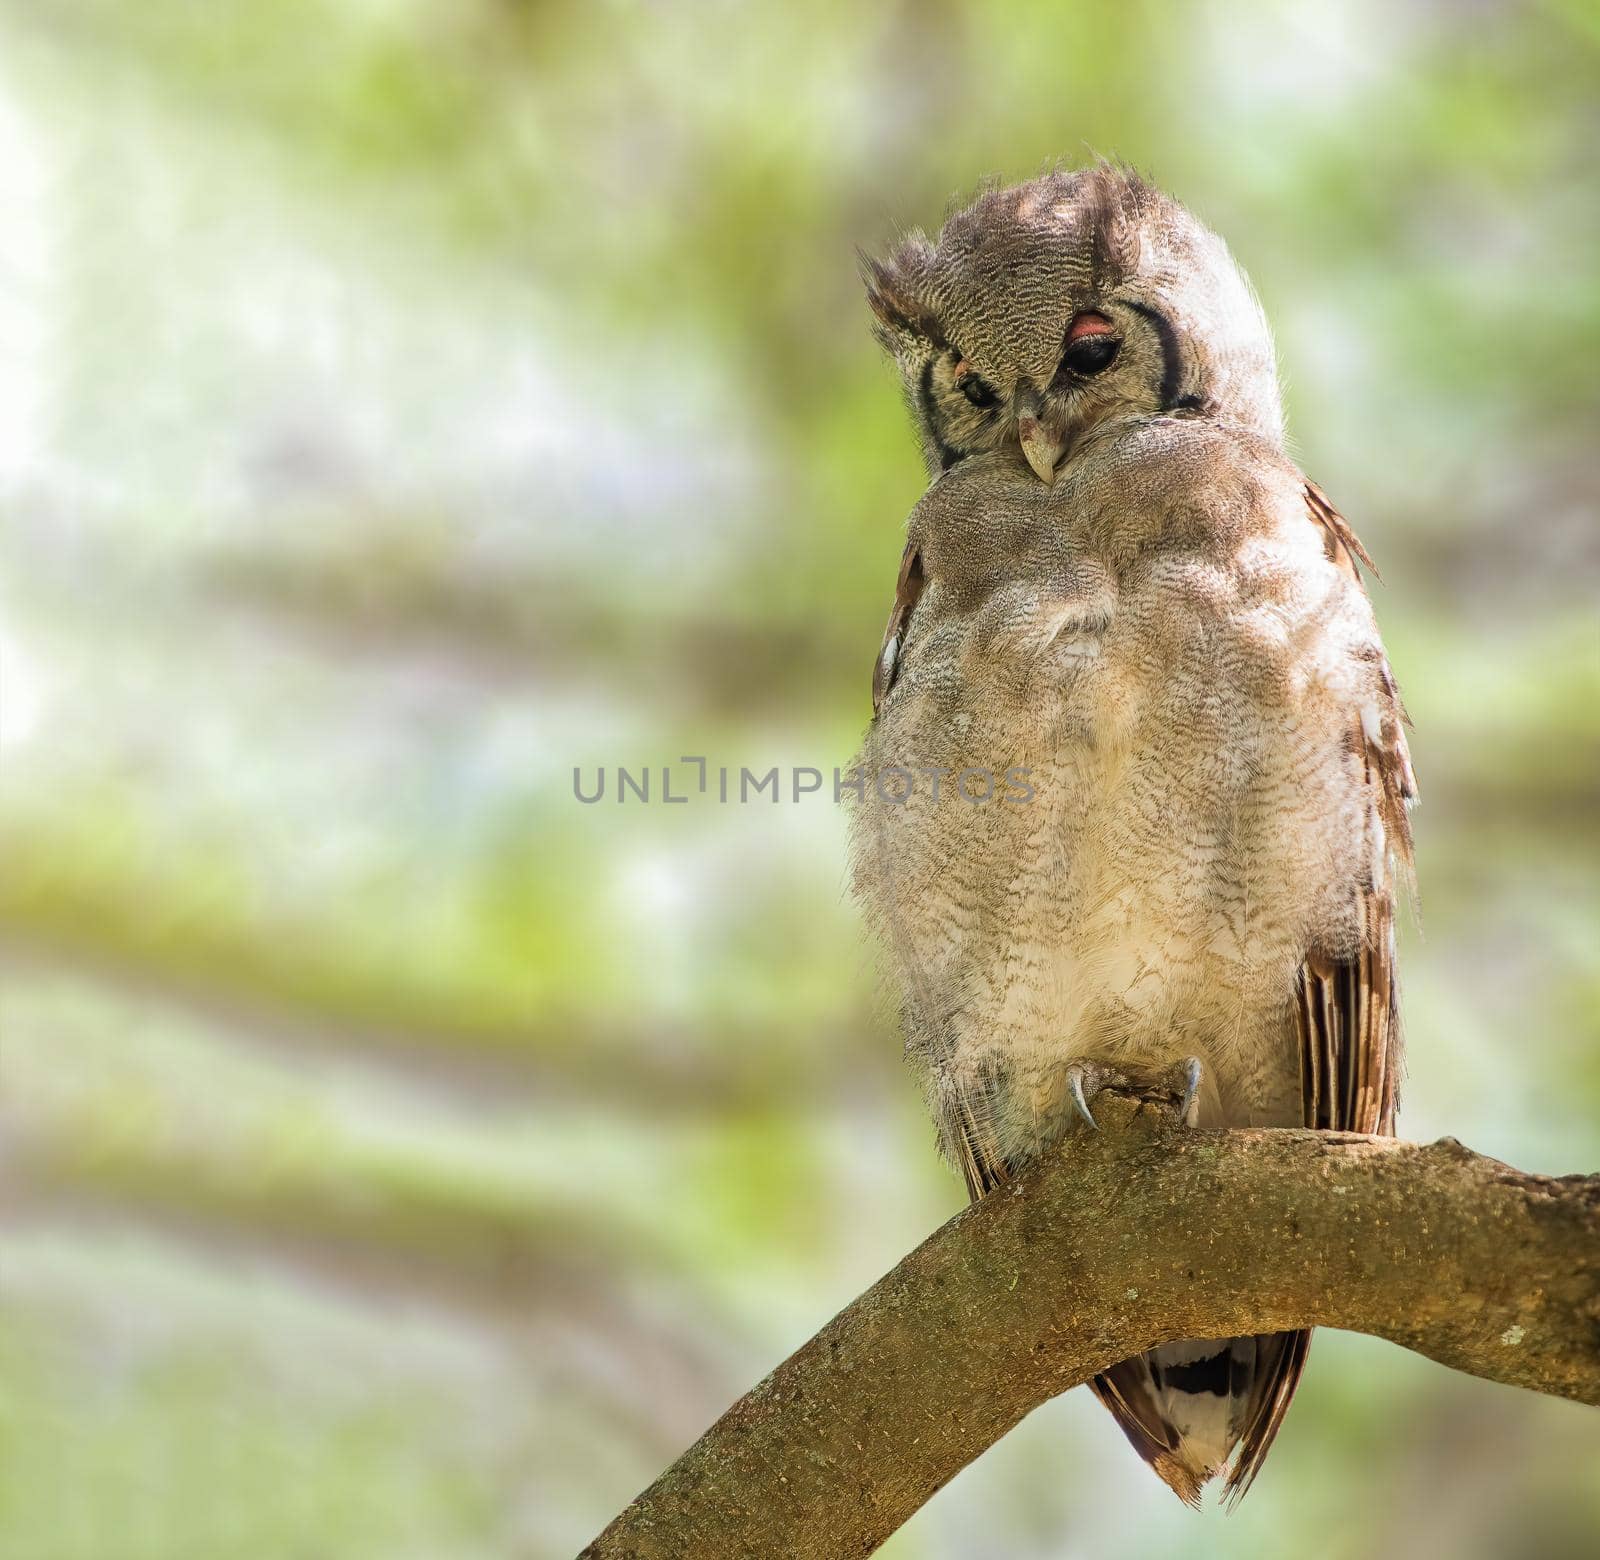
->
[1066, 311, 1115, 342]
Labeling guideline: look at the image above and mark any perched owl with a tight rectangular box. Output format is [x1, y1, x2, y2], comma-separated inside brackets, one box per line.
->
[850, 165, 1416, 1503]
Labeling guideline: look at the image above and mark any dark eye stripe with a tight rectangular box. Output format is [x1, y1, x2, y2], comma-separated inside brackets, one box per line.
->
[918, 358, 963, 471]
[1120, 298, 1184, 410]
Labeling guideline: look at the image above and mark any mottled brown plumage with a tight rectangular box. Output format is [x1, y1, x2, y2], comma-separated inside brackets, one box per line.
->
[851, 165, 1416, 1503]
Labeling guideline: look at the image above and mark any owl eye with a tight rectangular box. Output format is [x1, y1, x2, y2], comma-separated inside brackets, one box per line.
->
[1061, 333, 1120, 376]
[952, 359, 1000, 410]
[960, 375, 999, 408]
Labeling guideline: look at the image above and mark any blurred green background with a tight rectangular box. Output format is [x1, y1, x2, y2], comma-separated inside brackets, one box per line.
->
[0, 2, 1596, 1556]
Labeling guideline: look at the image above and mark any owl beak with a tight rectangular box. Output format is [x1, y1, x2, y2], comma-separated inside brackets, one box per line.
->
[1017, 416, 1066, 485]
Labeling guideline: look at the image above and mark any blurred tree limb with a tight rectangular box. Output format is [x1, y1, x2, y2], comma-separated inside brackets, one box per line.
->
[581, 1096, 1600, 1558]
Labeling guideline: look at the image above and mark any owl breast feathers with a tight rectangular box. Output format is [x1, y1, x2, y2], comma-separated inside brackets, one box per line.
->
[851, 340, 1414, 1502]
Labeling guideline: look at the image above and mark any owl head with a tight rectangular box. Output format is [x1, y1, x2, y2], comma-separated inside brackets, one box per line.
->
[865, 164, 1282, 482]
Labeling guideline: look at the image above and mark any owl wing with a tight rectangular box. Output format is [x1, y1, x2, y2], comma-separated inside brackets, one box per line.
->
[868, 537, 1014, 1197]
[1223, 479, 1418, 1503]
[871, 539, 925, 715]
[1293, 478, 1416, 1140]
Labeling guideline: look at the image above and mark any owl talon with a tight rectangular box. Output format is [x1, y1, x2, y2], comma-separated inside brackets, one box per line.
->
[1067, 1063, 1099, 1130]
[1178, 1056, 1203, 1127]
[1066, 1057, 1202, 1131]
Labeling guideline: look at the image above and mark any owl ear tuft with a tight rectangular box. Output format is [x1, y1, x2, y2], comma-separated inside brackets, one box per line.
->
[860, 243, 942, 353]
[1083, 160, 1156, 288]
[863, 261, 912, 331]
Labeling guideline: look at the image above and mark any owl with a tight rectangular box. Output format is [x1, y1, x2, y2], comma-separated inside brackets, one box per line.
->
[850, 165, 1416, 1503]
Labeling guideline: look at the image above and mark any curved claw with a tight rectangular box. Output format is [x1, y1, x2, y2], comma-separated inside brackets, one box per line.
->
[1179, 1056, 1203, 1127]
[1067, 1063, 1098, 1130]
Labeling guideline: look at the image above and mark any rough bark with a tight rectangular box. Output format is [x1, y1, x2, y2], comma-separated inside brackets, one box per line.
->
[581, 1098, 1600, 1558]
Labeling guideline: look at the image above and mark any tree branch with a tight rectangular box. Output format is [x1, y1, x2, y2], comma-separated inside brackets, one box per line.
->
[581, 1099, 1600, 1558]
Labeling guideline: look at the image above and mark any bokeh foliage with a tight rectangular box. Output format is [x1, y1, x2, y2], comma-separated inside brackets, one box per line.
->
[0, 3, 1596, 1556]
